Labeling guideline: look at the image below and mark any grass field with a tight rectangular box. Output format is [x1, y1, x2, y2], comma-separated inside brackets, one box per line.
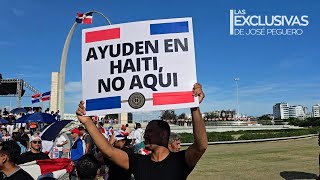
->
[188, 137, 319, 180]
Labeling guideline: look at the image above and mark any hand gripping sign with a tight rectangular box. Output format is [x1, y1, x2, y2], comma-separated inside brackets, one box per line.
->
[82, 17, 198, 116]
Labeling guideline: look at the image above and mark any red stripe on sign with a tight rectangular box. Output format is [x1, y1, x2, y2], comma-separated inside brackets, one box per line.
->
[153, 91, 194, 105]
[85, 28, 120, 43]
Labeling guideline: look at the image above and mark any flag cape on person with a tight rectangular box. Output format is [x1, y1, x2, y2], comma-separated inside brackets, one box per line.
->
[32, 93, 41, 103]
[41, 91, 51, 101]
[19, 158, 73, 179]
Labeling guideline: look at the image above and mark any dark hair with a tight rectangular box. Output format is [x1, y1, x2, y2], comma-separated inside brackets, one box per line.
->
[0, 140, 21, 164]
[76, 154, 99, 180]
[20, 133, 29, 148]
[12, 132, 21, 141]
[136, 123, 141, 128]
[150, 120, 170, 142]
[78, 126, 85, 131]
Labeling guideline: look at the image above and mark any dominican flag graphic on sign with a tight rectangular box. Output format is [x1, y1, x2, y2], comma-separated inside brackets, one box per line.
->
[82, 18, 198, 115]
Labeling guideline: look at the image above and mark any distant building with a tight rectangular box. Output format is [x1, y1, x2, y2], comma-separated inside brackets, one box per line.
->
[305, 112, 312, 118]
[273, 103, 289, 120]
[312, 104, 320, 118]
[289, 105, 305, 120]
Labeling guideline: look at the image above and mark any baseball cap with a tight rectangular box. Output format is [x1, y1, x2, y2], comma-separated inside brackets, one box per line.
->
[70, 128, 80, 135]
[29, 135, 42, 142]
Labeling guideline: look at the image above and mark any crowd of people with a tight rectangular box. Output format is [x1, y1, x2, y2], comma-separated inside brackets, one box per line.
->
[74, 83, 207, 180]
[0, 83, 207, 179]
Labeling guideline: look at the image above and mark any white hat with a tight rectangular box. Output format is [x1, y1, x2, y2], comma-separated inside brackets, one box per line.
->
[29, 135, 42, 142]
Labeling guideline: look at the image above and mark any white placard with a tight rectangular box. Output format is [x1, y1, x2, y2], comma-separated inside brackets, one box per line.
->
[82, 17, 198, 116]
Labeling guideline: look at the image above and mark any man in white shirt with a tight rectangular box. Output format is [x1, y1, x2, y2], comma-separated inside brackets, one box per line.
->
[55, 134, 68, 158]
[132, 123, 143, 153]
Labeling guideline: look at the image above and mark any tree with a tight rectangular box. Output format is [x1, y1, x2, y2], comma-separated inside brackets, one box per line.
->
[258, 114, 272, 120]
[178, 113, 187, 119]
[204, 112, 219, 119]
[160, 110, 177, 120]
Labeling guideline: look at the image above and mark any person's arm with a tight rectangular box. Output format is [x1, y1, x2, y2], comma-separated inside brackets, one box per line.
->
[85, 142, 90, 154]
[83, 136, 91, 154]
[76, 101, 129, 170]
[131, 130, 139, 145]
[185, 83, 208, 168]
[57, 139, 68, 147]
[109, 133, 116, 145]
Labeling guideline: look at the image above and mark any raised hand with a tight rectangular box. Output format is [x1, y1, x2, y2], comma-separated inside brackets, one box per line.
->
[76, 101, 92, 124]
[193, 83, 205, 104]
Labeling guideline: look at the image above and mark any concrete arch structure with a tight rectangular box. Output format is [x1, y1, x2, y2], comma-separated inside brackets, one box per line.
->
[57, 11, 111, 117]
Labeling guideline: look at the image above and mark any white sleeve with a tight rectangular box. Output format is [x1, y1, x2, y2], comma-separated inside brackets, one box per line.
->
[133, 131, 139, 139]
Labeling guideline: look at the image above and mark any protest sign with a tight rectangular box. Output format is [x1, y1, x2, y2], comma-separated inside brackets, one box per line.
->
[82, 17, 198, 115]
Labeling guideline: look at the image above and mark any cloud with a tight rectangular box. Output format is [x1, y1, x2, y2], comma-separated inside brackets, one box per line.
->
[277, 53, 316, 70]
[11, 8, 24, 17]
[195, 80, 320, 116]
[239, 84, 275, 97]
[65, 81, 82, 93]
[63, 81, 82, 113]
[62, 79, 320, 116]
[203, 85, 221, 95]
[64, 92, 82, 113]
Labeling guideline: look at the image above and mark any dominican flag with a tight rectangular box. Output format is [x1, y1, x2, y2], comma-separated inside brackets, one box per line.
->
[76, 12, 93, 24]
[41, 91, 51, 102]
[20, 158, 73, 179]
[32, 93, 41, 104]
[106, 126, 114, 137]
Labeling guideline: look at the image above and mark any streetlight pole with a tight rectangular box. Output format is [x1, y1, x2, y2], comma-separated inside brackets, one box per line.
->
[234, 77, 240, 119]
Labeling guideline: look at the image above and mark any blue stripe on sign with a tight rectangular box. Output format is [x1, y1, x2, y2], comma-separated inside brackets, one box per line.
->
[86, 96, 121, 111]
[150, 21, 189, 35]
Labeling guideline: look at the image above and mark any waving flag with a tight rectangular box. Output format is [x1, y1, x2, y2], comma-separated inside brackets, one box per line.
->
[41, 91, 51, 101]
[32, 93, 41, 104]
[76, 12, 93, 24]
[20, 158, 73, 179]
[83, 12, 93, 24]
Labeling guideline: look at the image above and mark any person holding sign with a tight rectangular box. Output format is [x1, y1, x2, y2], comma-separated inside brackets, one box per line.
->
[76, 83, 207, 180]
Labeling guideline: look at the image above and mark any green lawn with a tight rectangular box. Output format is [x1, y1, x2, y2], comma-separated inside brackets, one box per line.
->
[188, 137, 319, 180]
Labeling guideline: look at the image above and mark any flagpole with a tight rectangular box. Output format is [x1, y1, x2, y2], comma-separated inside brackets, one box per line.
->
[58, 11, 112, 119]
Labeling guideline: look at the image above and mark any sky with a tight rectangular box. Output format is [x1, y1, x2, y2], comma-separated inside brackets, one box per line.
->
[1, 0, 320, 120]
